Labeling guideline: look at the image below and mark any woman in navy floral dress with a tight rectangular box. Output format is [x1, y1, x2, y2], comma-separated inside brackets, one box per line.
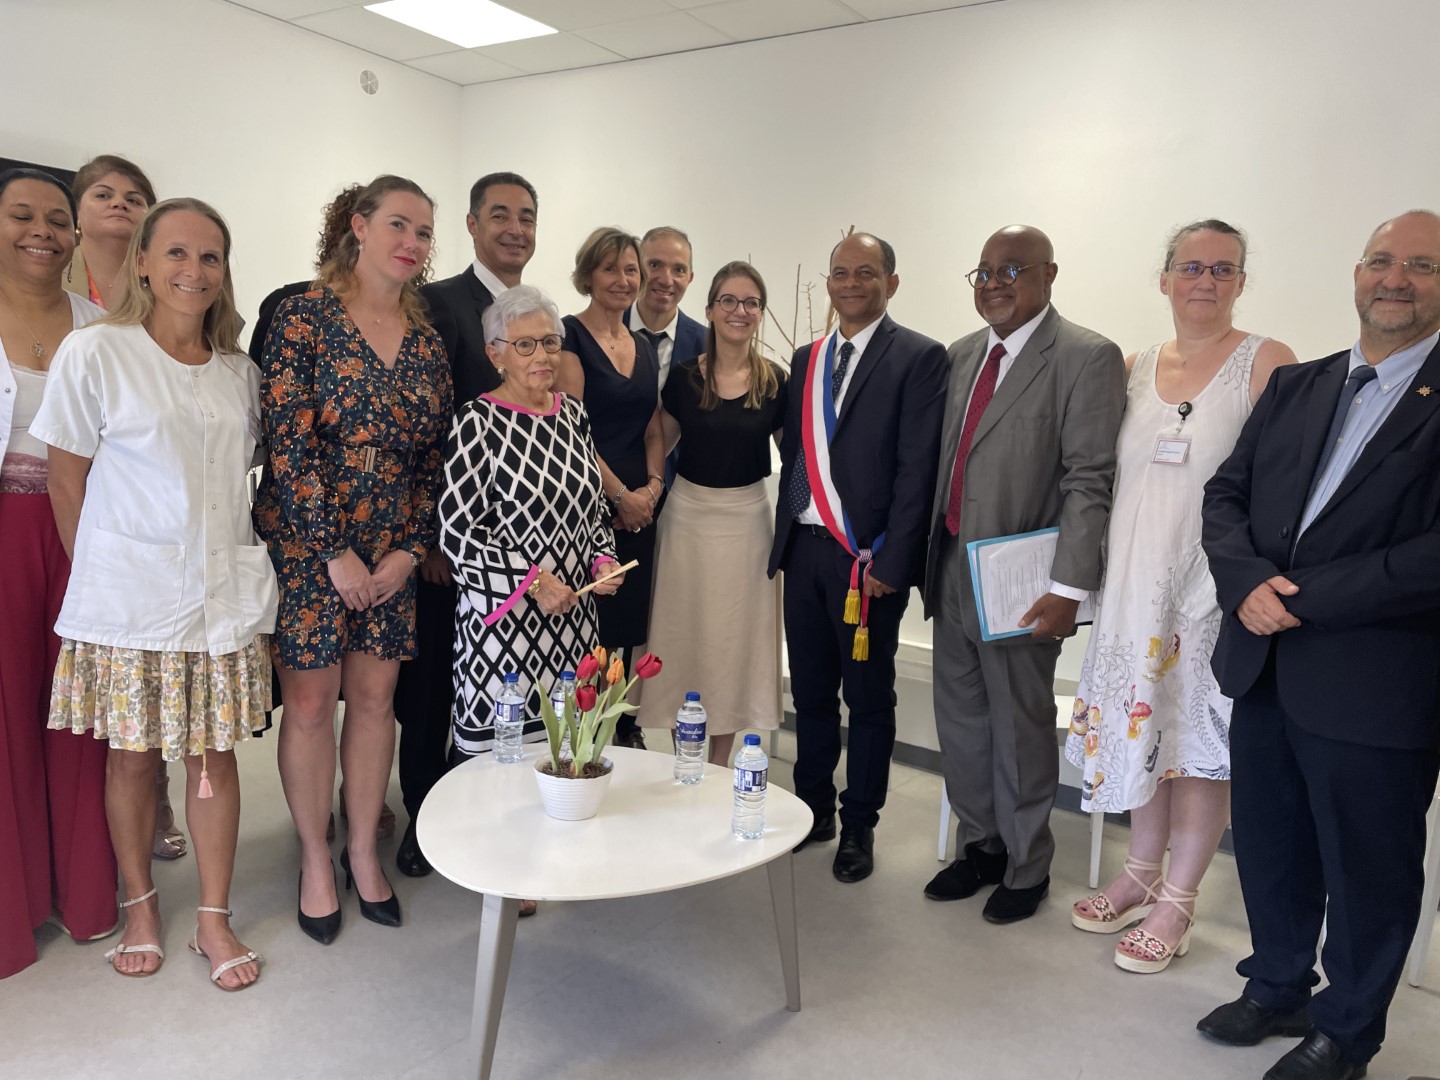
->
[253, 176, 451, 943]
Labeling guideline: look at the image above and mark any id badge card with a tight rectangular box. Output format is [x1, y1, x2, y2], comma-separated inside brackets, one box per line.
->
[1152, 436, 1191, 465]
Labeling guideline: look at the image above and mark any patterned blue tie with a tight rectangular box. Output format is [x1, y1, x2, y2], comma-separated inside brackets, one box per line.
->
[785, 342, 855, 520]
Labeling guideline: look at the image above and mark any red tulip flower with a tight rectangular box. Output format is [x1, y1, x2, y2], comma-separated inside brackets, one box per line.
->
[575, 684, 598, 712]
[576, 653, 600, 682]
[634, 653, 663, 679]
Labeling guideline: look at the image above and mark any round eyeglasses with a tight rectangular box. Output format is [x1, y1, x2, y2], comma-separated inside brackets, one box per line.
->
[1169, 261, 1244, 281]
[965, 264, 1036, 289]
[714, 294, 764, 314]
[494, 334, 563, 356]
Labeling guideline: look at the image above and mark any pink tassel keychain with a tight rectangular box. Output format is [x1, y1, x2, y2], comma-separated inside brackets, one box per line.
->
[197, 747, 214, 799]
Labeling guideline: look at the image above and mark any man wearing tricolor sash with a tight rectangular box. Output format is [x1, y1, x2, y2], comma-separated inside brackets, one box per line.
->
[769, 233, 949, 884]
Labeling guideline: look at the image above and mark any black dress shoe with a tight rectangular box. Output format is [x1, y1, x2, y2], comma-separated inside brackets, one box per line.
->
[297, 864, 341, 945]
[832, 826, 875, 883]
[341, 848, 402, 927]
[982, 877, 1049, 923]
[924, 842, 1008, 901]
[1263, 1032, 1366, 1080]
[792, 811, 837, 853]
[396, 820, 432, 878]
[1196, 995, 1313, 1047]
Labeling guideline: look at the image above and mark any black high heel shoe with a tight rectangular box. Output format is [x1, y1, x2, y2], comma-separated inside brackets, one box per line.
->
[297, 861, 341, 945]
[340, 848, 402, 927]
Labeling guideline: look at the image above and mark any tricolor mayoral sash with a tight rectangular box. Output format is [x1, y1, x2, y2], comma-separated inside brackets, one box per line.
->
[801, 332, 886, 660]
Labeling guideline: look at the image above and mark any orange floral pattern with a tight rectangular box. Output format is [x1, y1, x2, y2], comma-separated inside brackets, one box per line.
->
[253, 288, 452, 669]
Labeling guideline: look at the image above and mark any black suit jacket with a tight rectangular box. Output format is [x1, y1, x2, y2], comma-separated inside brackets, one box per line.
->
[248, 280, 311, 365]
[768, 314, 950, 590]
[421, 267, 499, 408]
[1202, 340, 1440, 750]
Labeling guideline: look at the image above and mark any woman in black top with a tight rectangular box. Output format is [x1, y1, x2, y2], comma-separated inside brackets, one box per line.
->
[642, 261, 786, 765]
[554, 228, 663, 747]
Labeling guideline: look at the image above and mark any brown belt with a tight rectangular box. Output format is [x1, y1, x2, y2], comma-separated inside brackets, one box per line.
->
[331, 444, 404, 476]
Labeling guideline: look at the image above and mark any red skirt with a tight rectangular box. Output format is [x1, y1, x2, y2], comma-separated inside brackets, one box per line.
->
[0, 490, 116, 979]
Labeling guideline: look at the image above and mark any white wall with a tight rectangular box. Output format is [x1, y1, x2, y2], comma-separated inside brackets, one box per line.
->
[0, 0, 462, 337]
[457, 0, 1440, 662]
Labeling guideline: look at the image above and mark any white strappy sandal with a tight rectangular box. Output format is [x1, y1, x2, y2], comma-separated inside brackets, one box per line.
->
[188, 906, 263, 992]
[1114, 881, 1199, 974]
[103, 887, 164, 977]
[1071, 856, 1163, 934]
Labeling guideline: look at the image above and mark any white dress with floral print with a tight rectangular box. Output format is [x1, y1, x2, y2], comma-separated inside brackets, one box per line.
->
[1064, 336, 1262, 812]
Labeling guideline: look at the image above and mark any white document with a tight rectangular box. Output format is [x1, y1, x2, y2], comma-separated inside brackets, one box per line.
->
[966, 527, 1095, 641]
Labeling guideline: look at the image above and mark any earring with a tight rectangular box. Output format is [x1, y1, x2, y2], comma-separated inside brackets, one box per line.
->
[494, 368, 504, 378]
[140, 276, 150, 289]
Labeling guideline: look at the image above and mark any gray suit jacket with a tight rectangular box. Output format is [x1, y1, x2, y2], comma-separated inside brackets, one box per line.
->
[922, 306, 1126, 636]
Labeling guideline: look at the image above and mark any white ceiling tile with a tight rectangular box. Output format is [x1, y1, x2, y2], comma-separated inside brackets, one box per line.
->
[574, 11, 731, 59]
[478, 33, 625, 74]
[686, 0, 860, 40]
[222, 0, 351, 18]
[407, 48, 530, 83]
[496, 0, 674, 32]
[840, 0, 995, 18]
[292, 5, 459, 59]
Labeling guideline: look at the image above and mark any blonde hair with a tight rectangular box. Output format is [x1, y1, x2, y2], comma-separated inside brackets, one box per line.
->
[315, 174, 435, 329]
[699, 261, 778, 410]
[103, 198, 243, 354]
[571, 226, 643, 296]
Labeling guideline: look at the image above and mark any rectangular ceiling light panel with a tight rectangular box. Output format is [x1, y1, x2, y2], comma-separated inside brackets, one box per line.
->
[366, 0, 557, 48]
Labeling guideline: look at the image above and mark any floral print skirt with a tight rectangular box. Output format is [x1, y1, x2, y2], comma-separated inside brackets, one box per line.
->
[47, 637, 272, 762]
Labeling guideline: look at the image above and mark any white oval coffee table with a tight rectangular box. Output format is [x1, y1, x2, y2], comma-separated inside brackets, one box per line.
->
[418, 744, 812, 1080]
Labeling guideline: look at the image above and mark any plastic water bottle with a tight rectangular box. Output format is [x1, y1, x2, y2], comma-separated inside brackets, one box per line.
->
[674, 691, 706, 784]
[731, 734, 768, 839]
[493, 673, 524, 763]
[551, 670, 576, 757]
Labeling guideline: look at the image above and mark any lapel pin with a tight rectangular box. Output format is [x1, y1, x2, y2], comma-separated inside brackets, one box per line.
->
[1419, 386, 1434, 397]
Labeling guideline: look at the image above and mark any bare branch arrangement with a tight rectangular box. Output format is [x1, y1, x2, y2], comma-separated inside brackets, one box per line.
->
[754, 225, 853, 370]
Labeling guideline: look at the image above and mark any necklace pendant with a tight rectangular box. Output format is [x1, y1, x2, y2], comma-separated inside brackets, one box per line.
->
[31, 341, 45, 359]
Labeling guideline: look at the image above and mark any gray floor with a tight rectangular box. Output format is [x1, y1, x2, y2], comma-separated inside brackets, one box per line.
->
[3, 730, 1437, 1080]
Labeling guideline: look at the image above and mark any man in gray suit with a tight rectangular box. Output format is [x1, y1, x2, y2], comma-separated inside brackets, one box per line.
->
[922, 225, 1125, 923]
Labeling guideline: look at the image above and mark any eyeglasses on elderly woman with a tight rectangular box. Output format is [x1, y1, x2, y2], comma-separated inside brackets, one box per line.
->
[493, 334, 564, 356]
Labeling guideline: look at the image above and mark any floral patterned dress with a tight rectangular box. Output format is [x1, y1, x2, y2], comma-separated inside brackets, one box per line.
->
[254, 288, 453, 669]
[1065, 336, 1263, 812]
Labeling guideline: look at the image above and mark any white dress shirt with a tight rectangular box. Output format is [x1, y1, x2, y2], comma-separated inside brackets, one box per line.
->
[626, 303, 680, 390]
[470, 258, 508, 301]
[32, 322, 278, 654]
[960, 304, 1087, 602]
[798, 315, 884, 526]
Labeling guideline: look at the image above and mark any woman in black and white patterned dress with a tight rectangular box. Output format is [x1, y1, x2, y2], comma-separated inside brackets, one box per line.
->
[438, 285, 624, 760]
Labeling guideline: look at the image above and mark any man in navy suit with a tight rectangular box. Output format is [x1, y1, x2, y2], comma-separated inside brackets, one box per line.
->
[626, 226, 707, 391]
[770, 232, 949, 883]
[393, 172, 537, 877]
[1199, 210, 1440, 1080]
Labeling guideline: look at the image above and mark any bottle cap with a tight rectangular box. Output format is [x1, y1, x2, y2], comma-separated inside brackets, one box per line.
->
[504, 672, 519, 683]
[685, 691, 701, 701]
[744, 734, 761, 746]
[561, 670, 574, 680]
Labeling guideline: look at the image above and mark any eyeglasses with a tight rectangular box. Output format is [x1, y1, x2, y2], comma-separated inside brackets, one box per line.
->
[965, 264, 1036, 289]
[494, 334, 563, 356]
[1357, 255, 1440, 277]
[714, 294, 764, 314]
[1169, 261, 1244, 281]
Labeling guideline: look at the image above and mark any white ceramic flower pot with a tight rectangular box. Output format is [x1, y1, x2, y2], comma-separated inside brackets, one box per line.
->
[534, 756, 614, 821]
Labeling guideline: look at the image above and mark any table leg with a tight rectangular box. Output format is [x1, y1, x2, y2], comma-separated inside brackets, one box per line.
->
[766, 853, 801, 1012]
[469, 893, 520, 1080]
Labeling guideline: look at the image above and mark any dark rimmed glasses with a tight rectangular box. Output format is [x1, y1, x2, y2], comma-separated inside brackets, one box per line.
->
[494, 334, 563, 356]
[1169, 261, 1244, 281]
[965, 263, 1037, 289]
[714, 294, 764, 314]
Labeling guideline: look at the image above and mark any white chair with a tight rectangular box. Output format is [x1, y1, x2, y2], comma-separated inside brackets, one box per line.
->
[1405, 789, 1440, 987]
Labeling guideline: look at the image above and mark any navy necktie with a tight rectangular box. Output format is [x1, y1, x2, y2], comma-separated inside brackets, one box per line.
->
[1306, 364, 1378, 501]
[786, 341, 856, 521]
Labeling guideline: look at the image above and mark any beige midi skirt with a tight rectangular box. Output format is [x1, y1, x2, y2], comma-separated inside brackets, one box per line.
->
[640, 477, 781, 735]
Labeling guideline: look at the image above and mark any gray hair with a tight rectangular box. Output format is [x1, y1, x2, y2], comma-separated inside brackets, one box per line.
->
[482, 284, 562, 346]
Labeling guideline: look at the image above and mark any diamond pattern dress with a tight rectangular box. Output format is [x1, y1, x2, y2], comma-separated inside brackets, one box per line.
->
[439, 392, 616, 756]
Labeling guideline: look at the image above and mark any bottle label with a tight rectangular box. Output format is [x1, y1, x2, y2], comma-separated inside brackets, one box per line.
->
[677, 719, 706, 742]
[733, 767, 768, 793]
[493, 701, 523, 725]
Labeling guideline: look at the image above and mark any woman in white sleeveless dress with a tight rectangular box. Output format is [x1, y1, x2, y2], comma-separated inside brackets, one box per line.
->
[1065, 221, 1297, 972]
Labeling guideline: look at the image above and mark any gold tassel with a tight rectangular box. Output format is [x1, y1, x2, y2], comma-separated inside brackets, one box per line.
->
[843, 588, 861, 625]
[852, 626, 869, 661]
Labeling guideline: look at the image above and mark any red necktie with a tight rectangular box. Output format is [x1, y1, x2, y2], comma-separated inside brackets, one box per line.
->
[945, 342, 1005, 536]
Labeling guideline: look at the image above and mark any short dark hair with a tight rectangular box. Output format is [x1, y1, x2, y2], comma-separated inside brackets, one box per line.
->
[468, 171, 537, 218]
[640, 225, 692, 259]
[0, 167, 77, 219]
[831, 231, 896, 276]
[1164, 219, 1247, 270]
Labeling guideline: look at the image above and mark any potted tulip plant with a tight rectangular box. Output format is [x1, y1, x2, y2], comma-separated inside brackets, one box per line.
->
[533, 646, 663, 820]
